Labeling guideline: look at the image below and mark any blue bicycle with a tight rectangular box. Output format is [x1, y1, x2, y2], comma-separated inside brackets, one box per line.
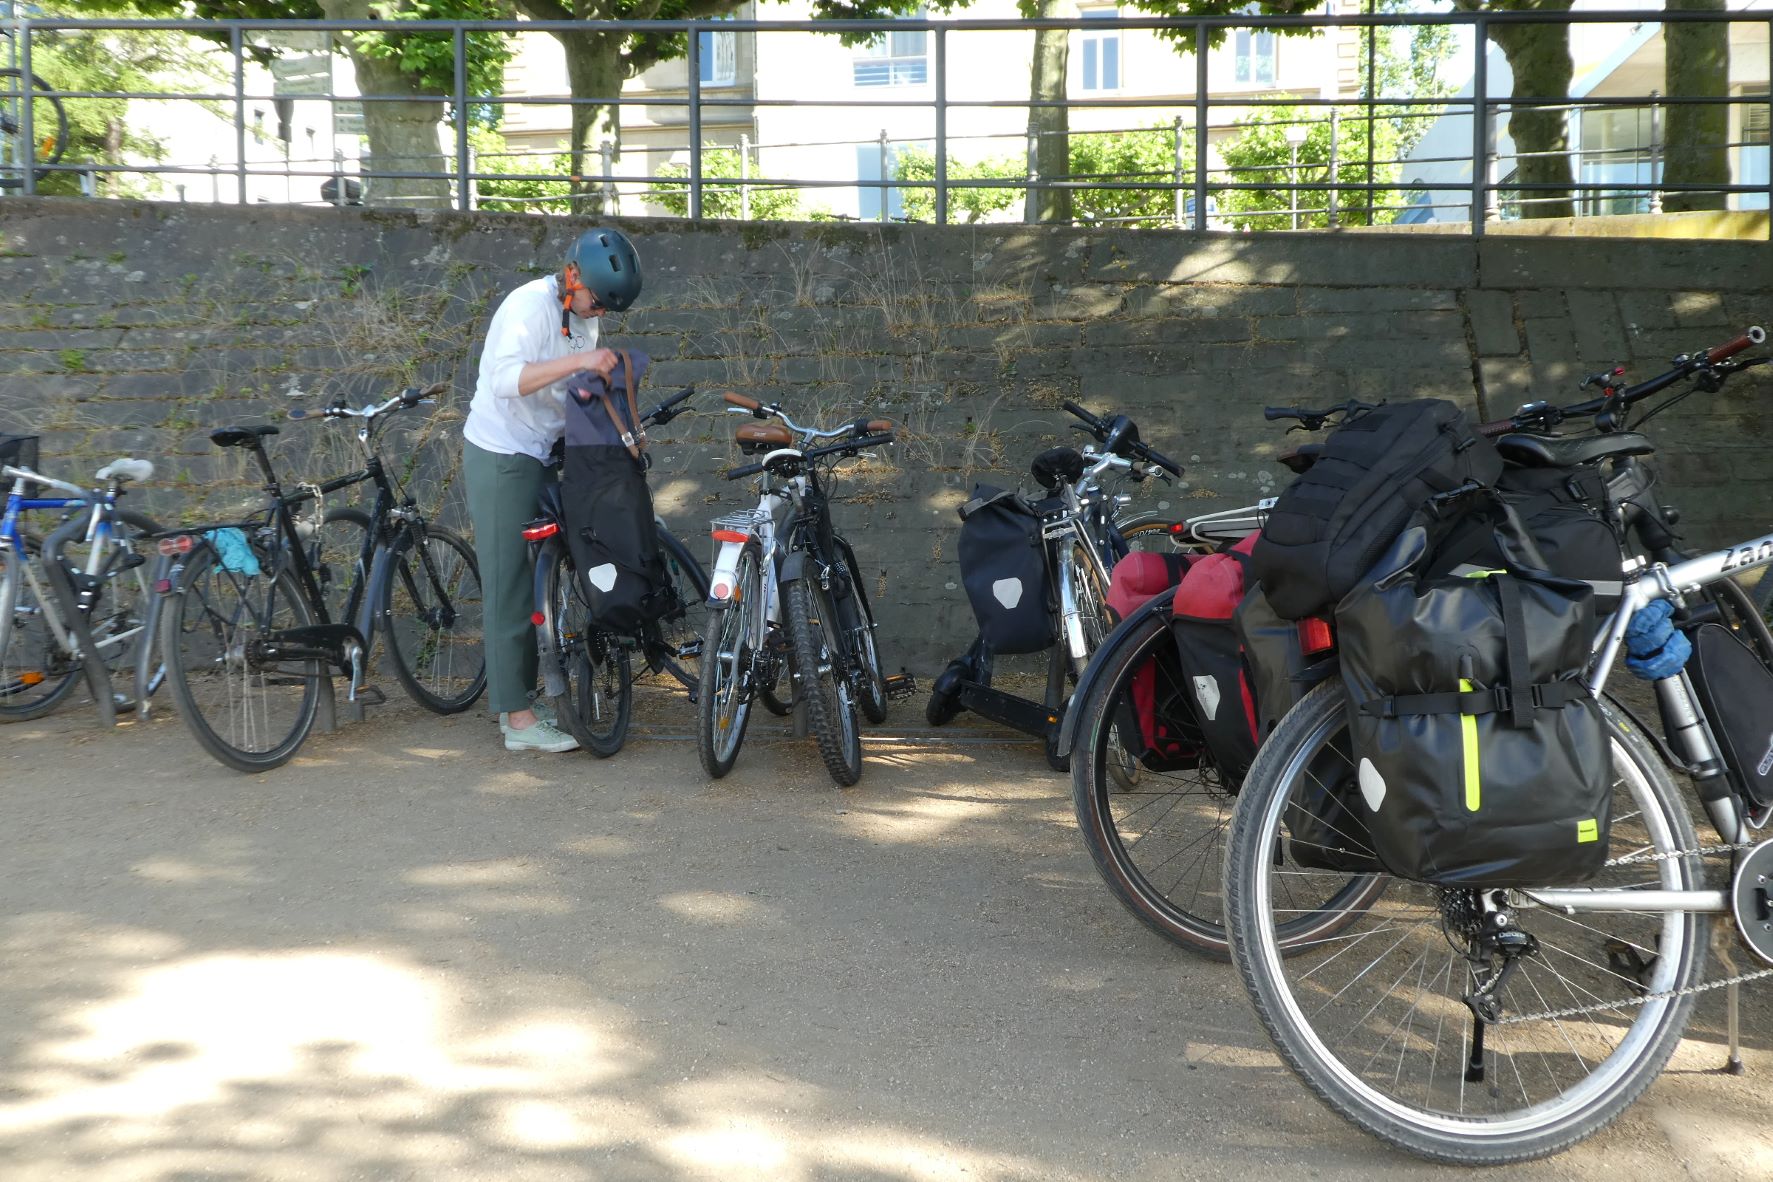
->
[0, 434, 160, 724]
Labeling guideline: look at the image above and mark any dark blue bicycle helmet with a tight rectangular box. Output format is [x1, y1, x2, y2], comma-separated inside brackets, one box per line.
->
[564, 227, 643, 313]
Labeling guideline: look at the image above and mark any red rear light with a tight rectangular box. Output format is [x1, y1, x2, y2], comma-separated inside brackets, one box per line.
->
[521, 521, 559, 541]
[1166, 522, 1187, 534]
[530, 611, 546, 627]
[1297, 616, 1334, 655]
[156, 534, 194, 556]
[153, 579, 173, 595]
[711, 529, 749, 544]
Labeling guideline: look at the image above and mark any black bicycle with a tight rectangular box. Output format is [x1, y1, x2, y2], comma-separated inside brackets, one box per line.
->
[525, 386, 710, 758]
[158, 382, 486, 772]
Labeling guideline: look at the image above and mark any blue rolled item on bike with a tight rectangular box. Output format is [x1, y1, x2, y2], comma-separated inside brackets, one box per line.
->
[1623, 598, 1691, 680]
[205, 527, 261, 577]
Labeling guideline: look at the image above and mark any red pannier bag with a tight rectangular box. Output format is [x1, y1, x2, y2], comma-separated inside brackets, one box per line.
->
[1105, 551, 1202, 772]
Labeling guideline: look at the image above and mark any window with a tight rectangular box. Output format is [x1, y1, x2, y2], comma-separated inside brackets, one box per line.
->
[854, 12, 928, 87]
[1741, 86, 1769, 211]
[1079, 9, 1121, 92]
[699, 14, 736, 86]
[1234, 27, 1276, 85]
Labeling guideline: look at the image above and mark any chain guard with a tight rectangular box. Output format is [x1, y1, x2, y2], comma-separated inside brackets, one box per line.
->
[1731, 838, 1773, 965]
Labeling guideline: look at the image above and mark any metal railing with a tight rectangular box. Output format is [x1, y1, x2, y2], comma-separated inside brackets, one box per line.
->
[2, 11, 1769, 236]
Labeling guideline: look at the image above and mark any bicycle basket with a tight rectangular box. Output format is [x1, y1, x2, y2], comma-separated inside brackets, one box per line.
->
[0, 434, 40, 498]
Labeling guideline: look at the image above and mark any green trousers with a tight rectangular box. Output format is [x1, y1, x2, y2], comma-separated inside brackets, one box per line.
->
[463, 440, 552, 715]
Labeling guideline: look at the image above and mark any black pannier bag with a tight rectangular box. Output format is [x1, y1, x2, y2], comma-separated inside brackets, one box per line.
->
[958, 485, 1054, 655]
[1169, 537, 1261, 784]
[1236, 583, 1311, 738]
[1282, 732, 1386, 874]
[1336, 506, 1612, 888]
[0, 434, 38, 496]
[1430, 464, 1625, 613]
[563, 352, 662, 635]
[1685, 622, 1773, 809]
[1251, 399, 1504, 621]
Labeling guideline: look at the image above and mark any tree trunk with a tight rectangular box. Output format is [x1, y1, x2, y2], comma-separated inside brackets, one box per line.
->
[555, 28, 625, 217]
[1486, 1, 1576, 220]
[321, 0, 451, 210]
[1026, 0, 1073, 224]
[1663, 0, 1729, 213]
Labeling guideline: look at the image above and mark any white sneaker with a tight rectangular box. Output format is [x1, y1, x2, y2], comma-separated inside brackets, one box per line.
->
[503, 718, 580, 753]
[499, 700, 559, 731]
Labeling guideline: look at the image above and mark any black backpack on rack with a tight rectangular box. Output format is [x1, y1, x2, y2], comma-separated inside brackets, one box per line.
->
[1250, 399, 1504, 621]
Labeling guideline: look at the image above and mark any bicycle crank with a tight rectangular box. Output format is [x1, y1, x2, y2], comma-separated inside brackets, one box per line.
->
[1730, 838, 1773, 965]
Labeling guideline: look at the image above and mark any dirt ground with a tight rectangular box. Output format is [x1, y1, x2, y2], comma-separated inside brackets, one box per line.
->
[2, 681, 1771, 1181]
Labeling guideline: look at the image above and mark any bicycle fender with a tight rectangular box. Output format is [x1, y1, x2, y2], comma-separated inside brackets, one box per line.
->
[777, 548, 810, 586]
[1053, 584, 1180, 761]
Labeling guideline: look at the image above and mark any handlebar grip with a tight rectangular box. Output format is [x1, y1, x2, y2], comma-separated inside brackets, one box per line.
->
[1477, 417, 1518, 438]
[1142, 448, 1183, 477]
[659, 386, 695, 411]
[723, 390, 761, 412]
[1708, 326, 1767, 364]
[1062, 400, 1102, 428]
[865, 418, 894, 434]
[421, 380, 450, 399]
[1263, 407, 1301, 422]
[726, 461, 764, 481]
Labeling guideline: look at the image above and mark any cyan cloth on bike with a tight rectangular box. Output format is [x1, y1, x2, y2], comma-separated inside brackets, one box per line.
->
[205, 527, 261, 576]
[465, 275, 601, 463]
[564, 351, 651, 455]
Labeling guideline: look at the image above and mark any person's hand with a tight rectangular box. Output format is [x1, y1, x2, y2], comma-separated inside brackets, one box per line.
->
[578, 348, 618, 379]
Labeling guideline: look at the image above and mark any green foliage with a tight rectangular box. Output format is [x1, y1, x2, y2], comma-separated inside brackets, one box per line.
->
[58, 348, 87, 373]
[348, 0, 514, 107]
[469, 127, 575, 214]
[892, 147, 1022, 224]
[1217, 105, 1402, 229]
[648, 147, 804, 221]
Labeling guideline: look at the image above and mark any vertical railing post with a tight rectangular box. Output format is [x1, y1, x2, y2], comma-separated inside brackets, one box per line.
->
[233, 25, 247, 205]
[600, 138, 617, 213]
[1328, 106, 1339, 227]
[1469, 14, 1487, 235]
[1767, 21, 1772, 235]
[739, 131, 751, 221]
[1648, 90, 1663, 215]
[17, 17, 32, 195]
[934, 24, 947, 225]
[687, 24, 703, 219]
[1173, 114, 1186, 227]
[1193, 21, 1208, 230]
[878, 128, 889, 222]
[453, 26, 470, 212]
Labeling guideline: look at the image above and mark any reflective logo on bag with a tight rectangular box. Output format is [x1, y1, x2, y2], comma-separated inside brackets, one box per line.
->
[992, 578, 1023, 609]
[1192, 675, 1220, 721]
[1759, 732, 1773, 778]
[586, 563, 618, 593]
[1358, 757, 1387, 813]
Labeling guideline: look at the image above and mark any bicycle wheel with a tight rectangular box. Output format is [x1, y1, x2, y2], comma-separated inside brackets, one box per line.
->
[72, 509, 159, 685]
[382, 524, 486, 715]
[1224, 680, 1707, 1165]
[0, 533, 80, 720]
[1071, 613, 1384, 957]
[162, 545, 321, 773]
[785, 576, 862, 786]
[307, 507, 371, 627]
[649, 525, 711, 692]
[697, 542, 760, 779]
[0, 69, 67, 189]
[1064, 539, 1115, 677]
[1118, 516, 1187, 553]
[542, 543, 631, 757]
[834, 536, 887, 724]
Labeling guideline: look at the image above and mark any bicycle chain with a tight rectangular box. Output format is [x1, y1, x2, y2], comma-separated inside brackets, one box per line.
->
[1493, 839, 1770, 1025]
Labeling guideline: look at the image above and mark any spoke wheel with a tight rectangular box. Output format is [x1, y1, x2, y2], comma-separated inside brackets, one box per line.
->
[383, 525, 486, 714]
[162, 546, 320, 773]
[786, 577, 862, 786]
[0, 533, 81, 720]
[834, 536, 887, 724]
[1224, 680, 1706, 1165]
[696, 543, 759, 778]
[544, 545, 631, 757]
[648, 524, 711, 692]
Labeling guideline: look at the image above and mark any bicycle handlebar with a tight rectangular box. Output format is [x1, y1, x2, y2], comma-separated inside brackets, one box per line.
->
[641, 386, 696, 427]
[1, 465, 86, 499]
[724, 431, 895, 481]
[1063, 400, 1182, 476]
[1063, 400, 1105, 432]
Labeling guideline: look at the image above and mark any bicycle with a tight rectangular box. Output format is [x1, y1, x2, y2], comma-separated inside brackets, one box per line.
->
[1220, 327, 1773, 1163]
[157, 383, 486, 772]
[0, 60, 66, 190]
[525, 385, 711, 758]
[1, 438, 158, 725]
[696, 392, 906, 786]
[924, 400, 1183, 770]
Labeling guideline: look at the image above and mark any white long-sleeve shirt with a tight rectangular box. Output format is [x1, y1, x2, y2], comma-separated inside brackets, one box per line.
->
[464, 276, 600, 462]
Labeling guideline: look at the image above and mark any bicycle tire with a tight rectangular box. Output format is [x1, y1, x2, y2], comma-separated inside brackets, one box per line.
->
[1224, 680, 1706, 1165]
[162, 545, 321, 773]
[1117, 515, 1187, 553]
[650, 525, 711, 692]
[310, 507, 372, 628]
[696, 542, 760, 778]
[1070, 613, 1384, 957]
[382, 524, 487, 715]
[785, 576, 862, 786]
[1065, 539, 1114, 678]
[0, 532, 80, 719]
[0, 69, 68, 189]
[834, 535, 887, 724]
[542, 542, 631, 757]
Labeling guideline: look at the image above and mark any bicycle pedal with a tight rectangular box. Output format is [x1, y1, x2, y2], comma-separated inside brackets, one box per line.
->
[884, 672, 918, 701]
[676, 638, 703, 661]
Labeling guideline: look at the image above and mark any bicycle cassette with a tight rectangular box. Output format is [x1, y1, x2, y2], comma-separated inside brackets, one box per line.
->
[1730, 838, 1773, 965]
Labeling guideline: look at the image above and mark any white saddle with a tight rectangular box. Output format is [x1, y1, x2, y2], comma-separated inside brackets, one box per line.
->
[96, 458, 155, 484]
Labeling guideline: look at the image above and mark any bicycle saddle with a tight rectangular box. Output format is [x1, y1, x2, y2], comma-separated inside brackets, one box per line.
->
[1496, 431, 1653, 469]
[1030, 446, 1085, 492]
[209, 424, 280, 449]
[96, 457, 155, 484]
[736, 422, 793, 454]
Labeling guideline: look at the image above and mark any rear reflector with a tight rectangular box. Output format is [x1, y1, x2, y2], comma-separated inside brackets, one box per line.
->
[710, 579, 733, 600]
[530, 611, 546, 627]
[711, 529, 749, 544]
[156, 534, 195, 556]
[1297, 617, 1334, 654]
[20, 671, 43, 687]
[521, 521, 559, 541]
[1166, 522, 1188, 534]
[153, 579, 173, 595]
